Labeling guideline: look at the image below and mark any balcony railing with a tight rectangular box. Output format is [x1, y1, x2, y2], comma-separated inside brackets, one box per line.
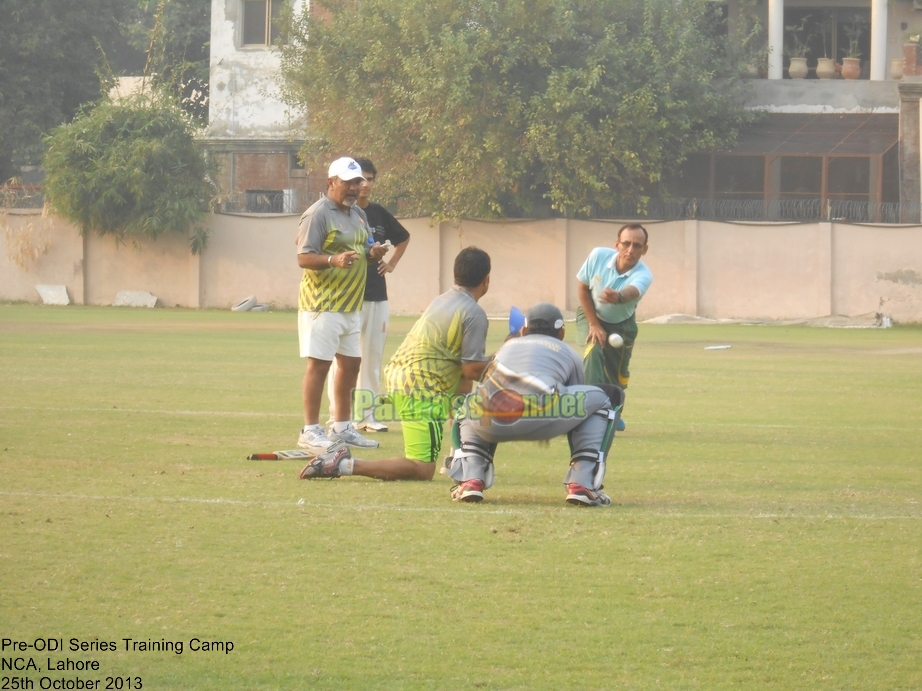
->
[593, 198, 921, 224]
[216, 190, 300, 214]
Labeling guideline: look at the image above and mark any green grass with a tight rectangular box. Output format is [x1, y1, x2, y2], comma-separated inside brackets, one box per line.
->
[1, 304, 921, 690]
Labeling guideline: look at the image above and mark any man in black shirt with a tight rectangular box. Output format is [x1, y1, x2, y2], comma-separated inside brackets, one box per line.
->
[327, 158, 411, 432]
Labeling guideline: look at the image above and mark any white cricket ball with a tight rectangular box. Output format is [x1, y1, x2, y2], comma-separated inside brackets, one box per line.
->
[608, 333, 624, 348]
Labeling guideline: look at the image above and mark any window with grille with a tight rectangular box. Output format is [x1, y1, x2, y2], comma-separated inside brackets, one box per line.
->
[778, 157, 822, 200]
[242, 0, 283, 46]
[827, 157, 870, 203]
[715, 156, 765, 200]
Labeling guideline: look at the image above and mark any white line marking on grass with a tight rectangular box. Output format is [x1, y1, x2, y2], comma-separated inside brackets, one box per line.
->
[0, 490, 515, 514]
[0, 406, 288, 418]
[1, 491, 919, 519]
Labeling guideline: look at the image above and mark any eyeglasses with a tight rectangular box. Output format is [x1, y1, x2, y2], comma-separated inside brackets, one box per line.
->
[618, 241, 646, 250]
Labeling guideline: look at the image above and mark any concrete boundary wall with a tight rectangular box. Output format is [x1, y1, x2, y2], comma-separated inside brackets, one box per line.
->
[2, 211, 921, 322]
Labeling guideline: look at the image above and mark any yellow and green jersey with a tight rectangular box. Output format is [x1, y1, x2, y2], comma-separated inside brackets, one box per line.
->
[384, 286, 489, 396]
[297, 197, 370, 313]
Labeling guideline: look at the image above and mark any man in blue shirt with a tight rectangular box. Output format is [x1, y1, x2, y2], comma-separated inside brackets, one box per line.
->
[576, 224, 653, 431]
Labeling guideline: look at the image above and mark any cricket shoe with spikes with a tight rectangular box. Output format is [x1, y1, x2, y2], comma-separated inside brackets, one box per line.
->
[565, 483, 612, 507]
[299, 441, 352, 480]
[450, 479, 485, 503]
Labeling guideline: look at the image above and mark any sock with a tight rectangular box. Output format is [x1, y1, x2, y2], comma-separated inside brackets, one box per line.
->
[332, 421, 350, 433]
[339, 457, 354, 475]
[303, 424, 321, 433]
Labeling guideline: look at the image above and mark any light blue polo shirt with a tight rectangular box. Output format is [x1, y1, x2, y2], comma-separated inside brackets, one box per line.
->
[576, 247, 653, 324]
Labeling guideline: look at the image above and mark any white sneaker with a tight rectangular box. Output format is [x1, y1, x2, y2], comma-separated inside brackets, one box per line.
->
[297, 426, 332, 452]
[356, 420, 389, 433]
[329, 423, 380, 449]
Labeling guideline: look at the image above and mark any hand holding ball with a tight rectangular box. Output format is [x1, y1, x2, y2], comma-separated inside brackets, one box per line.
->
[608, 332, 624, 348]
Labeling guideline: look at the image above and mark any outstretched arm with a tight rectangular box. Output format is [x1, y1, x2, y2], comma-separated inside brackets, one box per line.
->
[598, 285, 640, 304]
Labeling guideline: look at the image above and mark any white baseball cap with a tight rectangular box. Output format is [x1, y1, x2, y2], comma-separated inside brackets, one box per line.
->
[328, 157, 366, 181]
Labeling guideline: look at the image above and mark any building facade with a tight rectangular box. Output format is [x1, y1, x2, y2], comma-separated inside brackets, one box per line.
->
[206, 0, 325, 213]
[667, 0, 922, 222]
[207, 0, 922, 221]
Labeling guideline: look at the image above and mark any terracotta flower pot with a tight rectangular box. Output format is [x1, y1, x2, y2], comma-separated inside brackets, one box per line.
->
[841, 57, 861, 80]
[788, 57, 808, 79]
[816, 58, 836, 79]
[891, 57, 903, 80]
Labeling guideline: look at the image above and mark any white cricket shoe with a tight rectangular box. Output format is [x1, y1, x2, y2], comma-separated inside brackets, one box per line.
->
[329, 423, 380, 449]
[297, 426, 333, 453]
[356, 420, 389, 433]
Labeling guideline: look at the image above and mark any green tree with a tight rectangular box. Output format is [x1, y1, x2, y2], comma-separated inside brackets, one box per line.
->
[280, 0, 755, 218]
[0, 0, 128, 181]
[0, 0, 211, 182]
[122, 0, 211, 121]
[42, 94, 213, 253]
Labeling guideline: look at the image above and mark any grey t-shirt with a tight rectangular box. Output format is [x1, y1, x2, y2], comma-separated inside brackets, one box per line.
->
[475, 334, 585, 402]
[296, 196, 370, 313]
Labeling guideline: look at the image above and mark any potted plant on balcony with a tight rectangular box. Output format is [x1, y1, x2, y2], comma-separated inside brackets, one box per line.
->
[900, 33, 920, 79]
[784, 16, 813, 79]
[735, 13, 767, 78]
[842, 18, 867, 80]
[816, 15, 836, 79]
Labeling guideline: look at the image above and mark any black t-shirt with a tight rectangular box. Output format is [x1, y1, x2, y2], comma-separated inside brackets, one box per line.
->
[363, 202, 410, 301]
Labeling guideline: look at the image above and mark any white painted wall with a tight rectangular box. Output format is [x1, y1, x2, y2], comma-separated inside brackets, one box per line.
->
[4, 212, 922, 323]
[207, 0, 306, 140]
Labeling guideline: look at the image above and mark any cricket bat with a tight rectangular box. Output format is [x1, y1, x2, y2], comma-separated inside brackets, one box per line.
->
[248, 449, 314, 461]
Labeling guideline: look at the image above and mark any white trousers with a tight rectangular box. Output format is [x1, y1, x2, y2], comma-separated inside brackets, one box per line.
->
[327, 300, 389, 422]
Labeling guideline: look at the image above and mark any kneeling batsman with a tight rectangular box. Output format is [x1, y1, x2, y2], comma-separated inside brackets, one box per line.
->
[447, 302, 623, 507]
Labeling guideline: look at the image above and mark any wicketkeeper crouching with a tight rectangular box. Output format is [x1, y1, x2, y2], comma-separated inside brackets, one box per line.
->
[446, 302, 624, 506]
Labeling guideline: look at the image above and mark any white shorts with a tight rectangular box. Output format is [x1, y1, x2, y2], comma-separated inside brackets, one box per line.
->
[298, 311, 362, 360]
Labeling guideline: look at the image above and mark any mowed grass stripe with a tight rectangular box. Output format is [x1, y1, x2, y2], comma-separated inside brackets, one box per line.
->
[2, 491, 919, 520]
[2, 304, 921, 690]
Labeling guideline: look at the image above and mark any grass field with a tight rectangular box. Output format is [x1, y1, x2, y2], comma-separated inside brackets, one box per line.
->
[1, 303, 921, 690]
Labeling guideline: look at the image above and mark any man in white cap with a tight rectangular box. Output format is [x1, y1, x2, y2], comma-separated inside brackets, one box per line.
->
[325, 157, 411, 433]
[443, 302, 624, 506]
[295, 157, 389, 452]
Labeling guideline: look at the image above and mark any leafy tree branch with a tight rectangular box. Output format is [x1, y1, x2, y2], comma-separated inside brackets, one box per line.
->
[280, 0, 755, 219]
